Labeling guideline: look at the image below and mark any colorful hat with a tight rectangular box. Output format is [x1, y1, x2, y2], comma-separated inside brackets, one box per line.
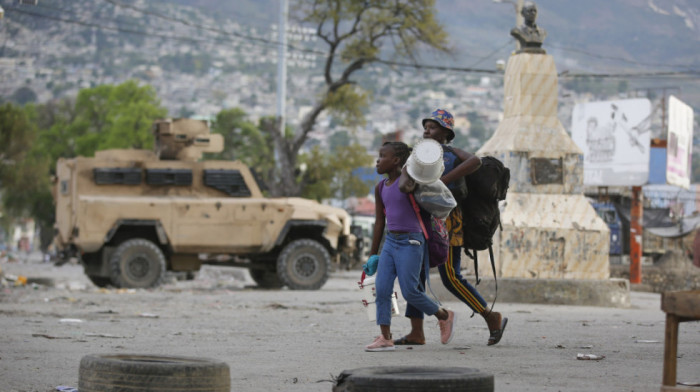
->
[422, 109, 455, 141]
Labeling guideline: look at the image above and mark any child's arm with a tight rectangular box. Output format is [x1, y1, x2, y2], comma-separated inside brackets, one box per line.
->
[369, 182, 386, 256]
[441, 147, 481, 185]
[398, 166, 416, 193]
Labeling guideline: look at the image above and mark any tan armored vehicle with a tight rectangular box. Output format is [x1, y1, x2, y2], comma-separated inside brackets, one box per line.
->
[53, 118, 357, 290]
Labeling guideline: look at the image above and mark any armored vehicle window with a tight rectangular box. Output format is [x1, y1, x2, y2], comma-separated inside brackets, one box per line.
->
[146, 169, 193, 186]
[204, 169, 251, 197]
[94, 168, 142, 185]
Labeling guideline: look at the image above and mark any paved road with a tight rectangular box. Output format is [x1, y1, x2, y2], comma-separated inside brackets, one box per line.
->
[1, 256, 698, 391]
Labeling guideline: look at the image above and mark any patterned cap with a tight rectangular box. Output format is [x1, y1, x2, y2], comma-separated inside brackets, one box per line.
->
[422, 109, 455, 141]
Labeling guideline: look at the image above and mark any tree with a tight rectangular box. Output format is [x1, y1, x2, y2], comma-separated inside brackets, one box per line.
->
[35, 80, 167, 164]
[1, 81, 166, 249]
[0, 103, 51, 246]
[300, 143, 374, 201]
[208, 108, 275, 185]
[266, 0, 450, 196]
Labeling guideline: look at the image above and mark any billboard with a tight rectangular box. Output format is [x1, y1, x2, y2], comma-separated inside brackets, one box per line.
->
[571, 98, 652, 186]
[666, 95, 694, 189]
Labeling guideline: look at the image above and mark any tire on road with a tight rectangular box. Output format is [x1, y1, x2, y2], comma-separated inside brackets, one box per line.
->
[109, 238, 166, 288]
[79, 354, 230, 392]
[276, 238, 330, 290]
[86, 275, 112, 288]
[250, 268, 284, 288]
[332, 366, 494, 392]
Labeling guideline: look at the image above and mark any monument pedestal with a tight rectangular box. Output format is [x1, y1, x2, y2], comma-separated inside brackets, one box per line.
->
[477, 53, 610, 280]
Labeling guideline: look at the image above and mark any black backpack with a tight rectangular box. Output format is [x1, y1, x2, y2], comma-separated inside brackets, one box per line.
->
[460, 156, 510, 303]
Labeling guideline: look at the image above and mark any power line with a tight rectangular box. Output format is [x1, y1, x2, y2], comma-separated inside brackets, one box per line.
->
[560, 70, 700, 79]
[5, 7, 227, 45]
[466, 39, 513, 68]
[99, 0, 321, 56]
[548, 43, 697, 71]
[4, 5, 699, 81]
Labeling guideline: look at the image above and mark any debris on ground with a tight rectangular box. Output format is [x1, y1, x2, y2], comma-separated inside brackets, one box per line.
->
[577, 353, 605, 361]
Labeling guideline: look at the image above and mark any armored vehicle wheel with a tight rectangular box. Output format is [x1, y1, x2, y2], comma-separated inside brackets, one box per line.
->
[250, 269, 284, 288]
[109, 239, 166, 288]
[79, 354, 230, 392]
[277, 239, 330, 290]
[87, 275, 112, 288]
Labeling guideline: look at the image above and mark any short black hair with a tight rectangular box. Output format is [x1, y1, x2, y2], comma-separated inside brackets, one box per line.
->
[382, 141, 412, 166]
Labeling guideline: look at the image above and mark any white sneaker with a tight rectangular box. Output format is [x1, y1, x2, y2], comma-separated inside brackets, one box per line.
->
[365, 335, 395, 352]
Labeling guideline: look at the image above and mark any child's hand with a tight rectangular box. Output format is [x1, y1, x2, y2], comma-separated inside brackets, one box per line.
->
[362, 255, 379, 276]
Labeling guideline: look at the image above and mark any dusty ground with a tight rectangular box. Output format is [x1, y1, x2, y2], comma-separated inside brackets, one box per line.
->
[1, 253, 699, 392]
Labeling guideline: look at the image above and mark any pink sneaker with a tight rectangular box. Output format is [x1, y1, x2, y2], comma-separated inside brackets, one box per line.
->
[365, 335, 395, 352]
[439, 310, 457, 344]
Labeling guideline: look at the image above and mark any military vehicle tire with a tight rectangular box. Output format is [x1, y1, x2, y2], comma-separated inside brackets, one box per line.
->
[250, 269, 284, 288]
[276, 239, 330, 290]
[332, 366, 494, 392]
[79, 354, 230, 392]
[109, 239, 166, 289]
[87, 275, 112, 288]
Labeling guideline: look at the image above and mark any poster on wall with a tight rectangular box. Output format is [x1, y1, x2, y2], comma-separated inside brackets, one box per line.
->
[571, 98, 652, 186]
[666, 95, 694, 189]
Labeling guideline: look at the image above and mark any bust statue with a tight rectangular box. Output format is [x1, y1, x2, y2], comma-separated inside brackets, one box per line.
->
[510, 1, 547, 54]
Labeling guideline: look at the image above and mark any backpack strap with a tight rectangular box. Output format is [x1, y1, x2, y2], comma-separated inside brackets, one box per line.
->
[488, 245, 498, 311]
[408, 193, 441, 304]
[408, 193, 429, 240]
[465, 248, 481, 286]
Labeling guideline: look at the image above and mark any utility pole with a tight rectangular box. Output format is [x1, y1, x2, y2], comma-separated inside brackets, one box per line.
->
[276, 0, 288, 138]
[493, 0, 523, 51]
[272, 0, 288, 194]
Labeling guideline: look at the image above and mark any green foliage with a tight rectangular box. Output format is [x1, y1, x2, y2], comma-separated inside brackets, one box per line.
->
[300, 143, 374, 201]
[208, 108, 274, 180]
[329, 130, 351, 152]
[323, 84, 370, 128]
[0, 103, 51, 225]
[1, 81, 166, 239]
[34, 80, 166, 166]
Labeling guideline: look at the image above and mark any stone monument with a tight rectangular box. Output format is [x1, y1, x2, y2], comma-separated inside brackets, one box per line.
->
[477, 2, 610, 280]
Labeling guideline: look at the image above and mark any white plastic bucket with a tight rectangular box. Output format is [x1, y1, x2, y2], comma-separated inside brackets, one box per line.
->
[406, 139, 444, 185]
[358, 276, 400, 321]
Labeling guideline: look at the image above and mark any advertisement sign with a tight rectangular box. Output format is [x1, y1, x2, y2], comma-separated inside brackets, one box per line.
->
[666, 95, 694, 189]
[571, 99, 652, 186]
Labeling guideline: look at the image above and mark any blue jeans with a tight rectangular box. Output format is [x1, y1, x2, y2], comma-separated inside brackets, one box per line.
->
[375, 232, 439, 325]
[405, 246, 487, 318]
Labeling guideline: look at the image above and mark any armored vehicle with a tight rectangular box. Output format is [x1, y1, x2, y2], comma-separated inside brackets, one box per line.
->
[53, 118, 357, 290]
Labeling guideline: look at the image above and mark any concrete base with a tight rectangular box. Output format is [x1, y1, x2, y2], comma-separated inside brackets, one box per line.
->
[428, 272, 630, 308]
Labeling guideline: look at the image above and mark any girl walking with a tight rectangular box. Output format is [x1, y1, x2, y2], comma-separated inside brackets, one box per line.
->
[396, 109, 508, 347]
[364, 141, 456, 352]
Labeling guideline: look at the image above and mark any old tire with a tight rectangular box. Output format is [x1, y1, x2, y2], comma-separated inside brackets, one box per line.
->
[333, 366, 494, 392]
[79, 354, 230, 392]
[250, 268, 284, 288]
[276, 239, 330, 290]
[109, 239, 166, 289]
